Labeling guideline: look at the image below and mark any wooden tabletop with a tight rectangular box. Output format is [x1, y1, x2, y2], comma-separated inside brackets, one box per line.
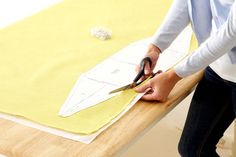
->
[0, 71, 203, 157]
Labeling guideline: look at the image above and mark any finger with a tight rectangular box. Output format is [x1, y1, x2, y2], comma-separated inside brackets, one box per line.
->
[157, 70, 162, 74]
[142, 92, 165, 101]
[144, 63, 151, 75]
[141, 92, 158, 101]
[135, 82, 151, 93]
[152, 70, 162, 77]
[140, 74, 152, 81]
[142, 92, 167, 102]
[139, 75, 146, 81]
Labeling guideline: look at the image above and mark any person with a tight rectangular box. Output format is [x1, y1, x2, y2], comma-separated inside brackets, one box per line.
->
[135, 0, 236, 156]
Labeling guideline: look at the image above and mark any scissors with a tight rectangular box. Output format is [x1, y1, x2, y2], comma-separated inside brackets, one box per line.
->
[109, 57, 157, 94]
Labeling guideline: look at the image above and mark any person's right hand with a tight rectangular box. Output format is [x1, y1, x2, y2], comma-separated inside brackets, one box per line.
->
[136, 44, 161, 78]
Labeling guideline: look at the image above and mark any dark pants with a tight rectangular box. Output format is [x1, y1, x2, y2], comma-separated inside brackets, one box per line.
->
[178, 67, 236, 157]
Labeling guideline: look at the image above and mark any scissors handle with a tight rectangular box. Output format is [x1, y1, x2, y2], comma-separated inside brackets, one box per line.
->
[133, 57, 152, 83]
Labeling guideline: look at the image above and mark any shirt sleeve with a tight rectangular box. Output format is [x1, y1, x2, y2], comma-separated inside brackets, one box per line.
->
[174, 1, 236, 78]
[151, 0, 190, 52]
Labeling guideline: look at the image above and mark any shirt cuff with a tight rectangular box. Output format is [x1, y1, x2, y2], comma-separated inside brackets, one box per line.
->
[173, 57, 191, 78]
[150, 35, 170, 52]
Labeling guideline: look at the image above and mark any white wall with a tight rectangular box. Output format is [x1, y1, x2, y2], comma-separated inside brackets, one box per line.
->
[0, 0, 62, 29]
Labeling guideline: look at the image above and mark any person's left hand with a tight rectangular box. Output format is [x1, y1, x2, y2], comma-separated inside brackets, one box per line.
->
[135, 69, 182, 102]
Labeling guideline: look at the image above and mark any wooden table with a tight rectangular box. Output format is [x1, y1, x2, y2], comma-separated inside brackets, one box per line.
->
[0, 71, 203, 157]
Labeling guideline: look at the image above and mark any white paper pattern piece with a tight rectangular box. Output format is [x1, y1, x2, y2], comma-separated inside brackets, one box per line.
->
[59, 26, 193, 118]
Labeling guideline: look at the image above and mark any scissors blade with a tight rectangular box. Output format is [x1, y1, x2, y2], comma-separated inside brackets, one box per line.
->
[109, 84, 132, 94]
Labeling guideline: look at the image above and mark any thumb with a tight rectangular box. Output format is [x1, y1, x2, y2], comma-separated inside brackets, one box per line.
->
[144, 63, 152, 75]
[135, 82, 151, 93]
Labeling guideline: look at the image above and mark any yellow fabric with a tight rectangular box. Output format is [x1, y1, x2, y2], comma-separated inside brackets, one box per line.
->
[0, 0, 189, 135]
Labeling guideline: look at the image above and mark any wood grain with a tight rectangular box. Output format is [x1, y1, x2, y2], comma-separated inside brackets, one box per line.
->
[0, 71, 204, 157]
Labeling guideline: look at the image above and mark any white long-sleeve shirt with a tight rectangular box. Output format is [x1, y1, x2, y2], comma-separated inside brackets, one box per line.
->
[151, 0, 236, 82]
